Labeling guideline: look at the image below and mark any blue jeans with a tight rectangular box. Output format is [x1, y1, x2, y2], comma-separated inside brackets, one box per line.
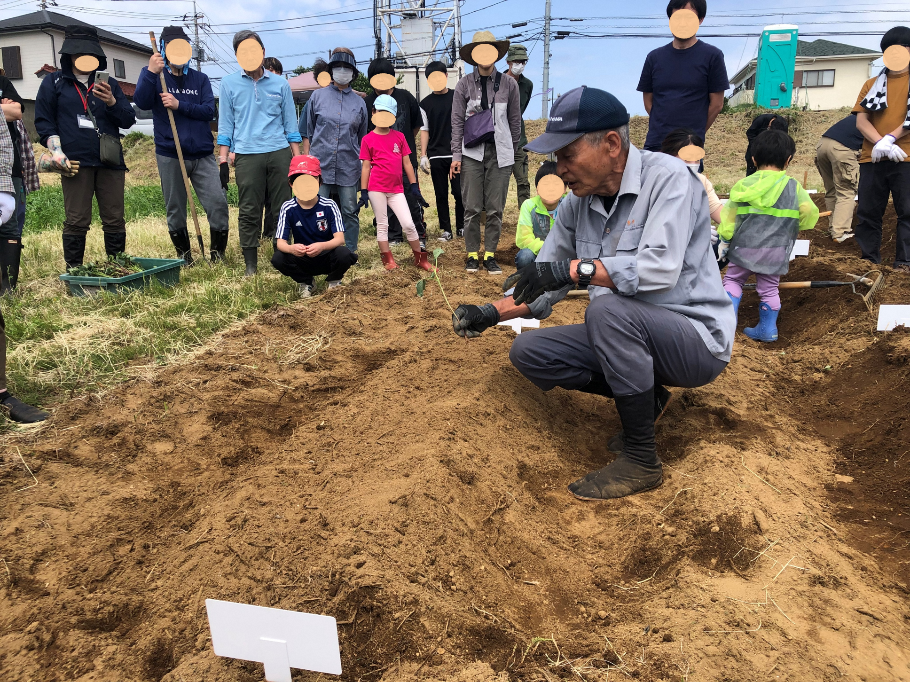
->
[319, 183, 360, 252]
[515, 248, 537, 269]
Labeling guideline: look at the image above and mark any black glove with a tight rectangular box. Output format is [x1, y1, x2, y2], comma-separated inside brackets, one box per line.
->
[219, 161, 230, 190]
[357, 189, 370, 209]
[409, 182, 429, 208]
[503, 260, 574, 306]
[452, 303, 500, 338]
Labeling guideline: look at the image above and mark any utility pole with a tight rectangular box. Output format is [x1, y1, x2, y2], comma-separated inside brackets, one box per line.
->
[193, 0, 201, 72]
[541, 0, 551, 119]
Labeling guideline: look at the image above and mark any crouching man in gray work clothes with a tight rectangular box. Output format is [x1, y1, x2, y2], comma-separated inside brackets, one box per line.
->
[451, 86, 735, 501]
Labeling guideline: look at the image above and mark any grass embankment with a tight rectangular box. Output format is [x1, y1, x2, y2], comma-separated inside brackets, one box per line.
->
[6, 108, 840, 418]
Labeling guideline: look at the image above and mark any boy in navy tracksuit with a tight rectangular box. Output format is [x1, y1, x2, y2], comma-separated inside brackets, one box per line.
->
[34, 25, 136, 268]
[133, 25, 229, 264]
[271, 155, 358, 296]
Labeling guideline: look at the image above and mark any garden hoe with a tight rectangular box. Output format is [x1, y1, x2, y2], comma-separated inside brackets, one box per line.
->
[148, 31, 206, 261]
[744, 270, 885, 312]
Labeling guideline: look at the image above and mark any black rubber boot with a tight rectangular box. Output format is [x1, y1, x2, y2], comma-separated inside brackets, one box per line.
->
[210, 229, 229, 262]
[104, 231, 127, 257]
[0, 238, 21, 295]
[607, 384, 672, 455]
[0, 391, 49, 423]
[168, 229, 194, 266]
[62, 234, 87, 270]
[242, 247, 258, 276]
[568, 388, 664, 501]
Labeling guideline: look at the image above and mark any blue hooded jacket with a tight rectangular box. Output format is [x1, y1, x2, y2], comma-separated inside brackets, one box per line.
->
[34, 54, 136, 171]
[133, 66, 216, 160]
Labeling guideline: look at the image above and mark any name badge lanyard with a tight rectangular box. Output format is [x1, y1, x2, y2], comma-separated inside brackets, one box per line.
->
[74, 82, 101, 133]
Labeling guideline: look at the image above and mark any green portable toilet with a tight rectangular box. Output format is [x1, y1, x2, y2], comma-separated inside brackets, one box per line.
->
[755, 24, 799, 109]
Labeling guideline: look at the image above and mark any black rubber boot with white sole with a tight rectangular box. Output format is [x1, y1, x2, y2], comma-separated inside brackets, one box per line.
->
[568, 388, 664, 501]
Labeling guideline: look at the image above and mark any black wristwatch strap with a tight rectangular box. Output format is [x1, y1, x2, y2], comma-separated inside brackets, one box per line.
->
[577, 259, 595, 288]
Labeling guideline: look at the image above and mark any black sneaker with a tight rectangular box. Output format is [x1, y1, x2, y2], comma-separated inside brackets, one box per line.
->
[419, 239, 427, 251]
[456, 228, 464, 238]
[437, 231, 453, 242]
[483, 256, 502, 275]
[465, 256, 480, 272]
[0, 392, 49, 423]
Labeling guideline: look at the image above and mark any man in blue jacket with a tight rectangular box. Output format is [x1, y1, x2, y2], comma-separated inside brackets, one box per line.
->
[218, 30, 301, 276]
[34, 25, 136, 269]
[134, 26, 228, 264]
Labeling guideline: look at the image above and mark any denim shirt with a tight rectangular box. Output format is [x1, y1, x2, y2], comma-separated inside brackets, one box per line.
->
[216, 69, 301, 155]
[528, 146, 736, 362]
[305, 84, 368, 186]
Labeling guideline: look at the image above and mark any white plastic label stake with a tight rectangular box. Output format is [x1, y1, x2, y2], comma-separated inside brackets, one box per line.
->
[789, 240, 810, 261]
[498, 318, 540, 334]
[206, 599, 342, 680]
[876, 305, 910, 331]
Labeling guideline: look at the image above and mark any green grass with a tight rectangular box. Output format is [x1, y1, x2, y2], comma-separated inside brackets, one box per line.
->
[24, 184, 240, 234]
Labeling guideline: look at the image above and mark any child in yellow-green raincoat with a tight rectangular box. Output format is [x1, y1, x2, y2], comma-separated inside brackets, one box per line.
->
[514, 161, 565, 269]
[719, 130, 819, 342]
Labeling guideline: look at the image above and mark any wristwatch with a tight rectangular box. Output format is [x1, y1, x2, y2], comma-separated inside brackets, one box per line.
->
[576, 259, 596, 288]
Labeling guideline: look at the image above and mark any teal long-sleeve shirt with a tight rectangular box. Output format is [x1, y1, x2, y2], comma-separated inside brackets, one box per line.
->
[216, 69, 301, 154]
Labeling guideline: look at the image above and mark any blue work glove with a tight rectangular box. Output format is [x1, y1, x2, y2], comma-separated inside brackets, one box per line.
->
[452, 303, 500, 338]
[357, 189, 370, 210]
[409, 182, 430, 208]
[503, 260, 573, 306]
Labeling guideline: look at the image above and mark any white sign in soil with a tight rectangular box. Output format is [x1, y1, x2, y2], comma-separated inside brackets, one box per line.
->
[876, 305, 910, 331]
[498, 317, 540, 334]
[789, 240, 810, 261]
[206, 599, 342, 682]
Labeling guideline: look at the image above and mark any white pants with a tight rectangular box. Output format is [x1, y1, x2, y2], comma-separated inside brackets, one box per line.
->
[370, 191, 417, 242]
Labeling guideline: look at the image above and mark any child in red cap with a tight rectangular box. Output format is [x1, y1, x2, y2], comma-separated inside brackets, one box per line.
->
[271, 155, 359, 297]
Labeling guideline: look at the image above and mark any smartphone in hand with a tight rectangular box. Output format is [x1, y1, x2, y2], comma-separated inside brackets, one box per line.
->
[95, 71, 110, 85]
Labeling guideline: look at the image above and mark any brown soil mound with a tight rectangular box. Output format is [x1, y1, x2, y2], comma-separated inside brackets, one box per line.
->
[2, 209, 910, 682]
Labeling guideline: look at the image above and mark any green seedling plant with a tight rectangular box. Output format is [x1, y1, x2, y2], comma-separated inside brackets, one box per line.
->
[415, 248, 454, 313]
[67, 253, 144, 278]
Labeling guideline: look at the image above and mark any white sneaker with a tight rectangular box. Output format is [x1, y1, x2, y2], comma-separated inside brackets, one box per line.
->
[298, 283, 313, 298]
[326, 279, 343, 289]
[833, 232, 854, 244]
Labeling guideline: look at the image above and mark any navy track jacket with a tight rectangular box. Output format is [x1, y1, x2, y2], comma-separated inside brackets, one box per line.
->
[133, 66, 216, 160]
[34, 63, 136, 171]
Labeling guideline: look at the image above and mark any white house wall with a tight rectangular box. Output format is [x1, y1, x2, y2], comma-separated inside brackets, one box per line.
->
[792, 58, 873, 110]
[0, 29, 150, 101]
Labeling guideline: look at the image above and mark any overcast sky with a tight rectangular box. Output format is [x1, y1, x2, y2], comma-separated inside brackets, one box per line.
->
[2, 0, 906, 115]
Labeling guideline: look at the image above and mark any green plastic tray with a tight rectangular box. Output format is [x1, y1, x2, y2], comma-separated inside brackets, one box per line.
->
[59, 257, 184, 297]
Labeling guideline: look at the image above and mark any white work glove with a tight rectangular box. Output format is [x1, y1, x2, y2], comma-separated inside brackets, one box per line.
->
[0, 192, 15, 226]
[888, 143, 907, 163]
[872, 134, 895, 163]
[717, 239, 730, 262]
[710, 225, 719, 245]
[419, 156, 430, 174]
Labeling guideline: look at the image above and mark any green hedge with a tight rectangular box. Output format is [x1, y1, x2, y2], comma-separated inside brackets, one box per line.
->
[24, 183, 239, 234]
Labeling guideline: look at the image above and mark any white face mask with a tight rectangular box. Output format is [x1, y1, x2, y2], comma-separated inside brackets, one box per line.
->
[333, 67, 353, 85]
[510, 62, 526, 76]
[685, 162, 700, 170]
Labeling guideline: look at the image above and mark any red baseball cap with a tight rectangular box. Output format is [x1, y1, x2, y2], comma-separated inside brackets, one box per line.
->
[288, 154, 321, 179]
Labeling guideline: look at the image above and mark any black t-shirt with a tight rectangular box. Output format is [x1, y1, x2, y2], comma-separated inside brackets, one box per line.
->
[365, 87, 422, 167]
[637, 40, 729, 151]
[420, 90, 454, 159]
[600, 193, 618, 214]
[0, 76, 24, 179]
[480, 75, 490, 111]
[823, 115, 863, 151]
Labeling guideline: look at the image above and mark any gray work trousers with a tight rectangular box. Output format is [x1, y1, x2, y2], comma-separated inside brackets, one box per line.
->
[156, 154, 230, 235]
[461, 141, 512, 254]
[509, 294, 727, 398]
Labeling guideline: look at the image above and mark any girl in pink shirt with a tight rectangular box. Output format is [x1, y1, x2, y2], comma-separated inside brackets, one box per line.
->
[358, 95, 433, 271]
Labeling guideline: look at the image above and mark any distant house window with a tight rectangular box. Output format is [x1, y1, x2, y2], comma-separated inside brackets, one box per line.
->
[0, 46, 22, 80]
[745, 74, 755, 90]
[114, 59, 125, 79]
[802, 69, 835, 88]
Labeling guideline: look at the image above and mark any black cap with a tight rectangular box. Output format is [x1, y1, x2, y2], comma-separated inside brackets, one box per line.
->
[882, 26, 910, 51]
[59, 25, 105, 58]
[425, 61, 447, 78]
[161, 25, 189, 45]
[368, 57, 395, 79]
[525, 86, 630, 154]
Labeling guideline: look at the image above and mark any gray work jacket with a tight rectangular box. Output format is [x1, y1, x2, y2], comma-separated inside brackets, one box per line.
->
[528, 146, 736, 363]
[450, 66, 521, 168]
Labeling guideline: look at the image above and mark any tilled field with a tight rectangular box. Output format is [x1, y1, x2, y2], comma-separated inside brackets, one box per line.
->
[1, 204, 909, 682]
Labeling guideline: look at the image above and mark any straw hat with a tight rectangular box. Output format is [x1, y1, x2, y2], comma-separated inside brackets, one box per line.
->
[459, 31, 510, 67]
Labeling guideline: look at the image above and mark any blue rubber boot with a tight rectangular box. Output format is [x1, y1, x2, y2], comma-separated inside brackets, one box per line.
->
[727, 291, 741, 319]
[744, 303, 779, 342]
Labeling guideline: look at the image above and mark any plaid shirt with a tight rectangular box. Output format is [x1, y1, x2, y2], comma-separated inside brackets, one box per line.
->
[0, 120, 15, 195]
[16, 120, 38, 194]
